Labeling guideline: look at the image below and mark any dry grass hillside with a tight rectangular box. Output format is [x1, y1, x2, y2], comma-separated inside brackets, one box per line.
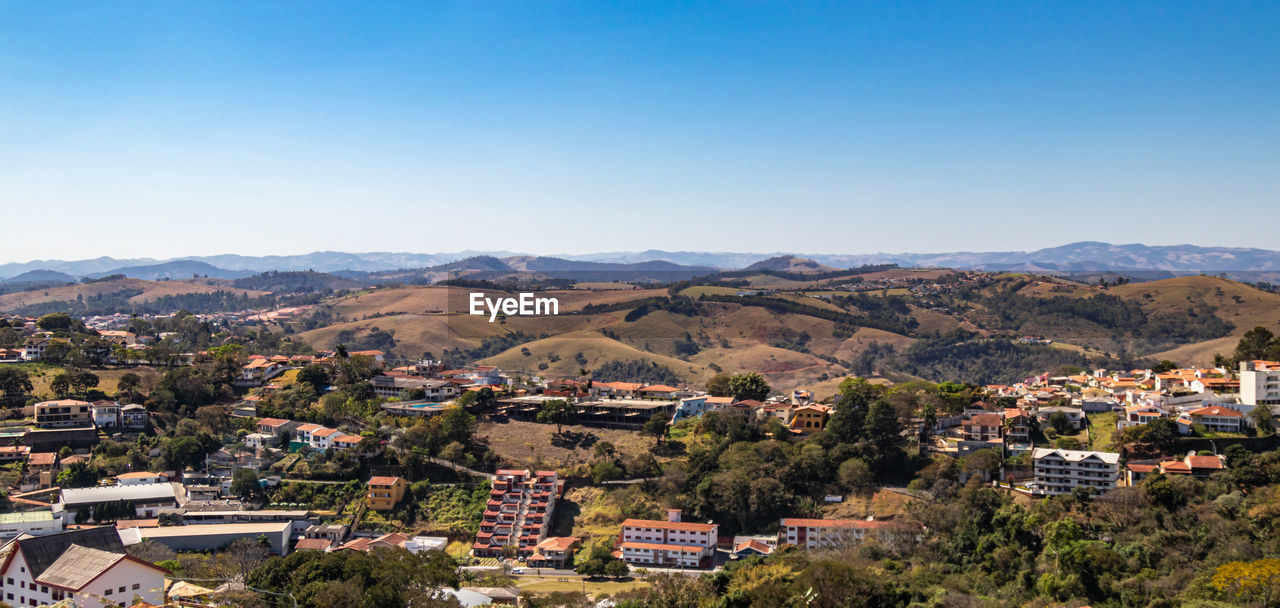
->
[0, 278, 267, 312]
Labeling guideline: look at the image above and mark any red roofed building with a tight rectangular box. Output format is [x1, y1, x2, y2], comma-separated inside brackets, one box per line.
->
[617, 509, 717, 568]
[366, 476, 406, 511]
[473, 470, 560, 559]
[1182, 405, 1244, 433]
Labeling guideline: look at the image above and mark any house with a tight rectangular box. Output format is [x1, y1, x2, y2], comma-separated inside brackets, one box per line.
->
[779, 518, 892, 550]
[617, 509, 717, 568]
[962, 413, 1003, 441]
[788, 405, 830, 435]
[244, 432, 279, 450]
[91, 400, 121, 428]
[731, 537, 776, 558]
[372, 375, 460, 400]
[24, 452, 60, 490]
[0, 446, 30, 464]
[1031, 448, 1120, 496]
[1036, 406, 1085, 431]
[121, 404, 149, 429]
[527, 536, 580, 569]
[1181, 405, 1244, 433]
[238, 359, 286, 386]
[349, 350, 386, 363]
[20, 336, 49, 361]
[1003, 409, 1033, 445]
[294, 538, 334, 552]
[759, 402, 797, 426]
[367, 476, 407, 511]
[639, 384, 681, 399]
[1127, 452, 1226, 485]
[33, 399, 94, 429]
[0, 526, 167, 608]
[256, 417, 300, 437]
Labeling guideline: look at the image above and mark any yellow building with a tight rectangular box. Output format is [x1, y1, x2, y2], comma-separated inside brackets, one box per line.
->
[788, 405, 830, 435]
[367, 476, 407, 511]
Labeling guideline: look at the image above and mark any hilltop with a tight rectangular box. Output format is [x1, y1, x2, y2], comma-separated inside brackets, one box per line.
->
[0, 277, 269, 316]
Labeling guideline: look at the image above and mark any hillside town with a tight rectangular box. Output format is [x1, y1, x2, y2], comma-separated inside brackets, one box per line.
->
[3, 288, 1280, 608]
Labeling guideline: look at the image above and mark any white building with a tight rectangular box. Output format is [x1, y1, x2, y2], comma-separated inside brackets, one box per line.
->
[618, 509, 717, 569]
[58, 483, 180, 523]
[1031, 448, 1121, 496]
[0, 526, 167, 608]
[779, 518, 892, 550]
[0, 511, 64, 539]
[1240, 361, 1280, 406]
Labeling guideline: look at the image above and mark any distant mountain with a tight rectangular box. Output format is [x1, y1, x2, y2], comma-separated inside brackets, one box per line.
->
[2, 269, 76, 284]
[743, 256, 839, 274]
[88, 260, 254, 280]
[7, 242, 1280, 279]
[231, 270, 366, 293]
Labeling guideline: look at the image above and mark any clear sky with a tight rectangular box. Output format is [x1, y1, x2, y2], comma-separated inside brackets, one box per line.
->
[2, 2, 1278, 262]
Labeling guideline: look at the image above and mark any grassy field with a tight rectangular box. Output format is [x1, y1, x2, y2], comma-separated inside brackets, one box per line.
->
[676, 285, 742, 298]
[18, 364, 164, 401]
[476, 419, 658, 471]
[1087, 411, 1120, 452]
[820, 490, 914, 520]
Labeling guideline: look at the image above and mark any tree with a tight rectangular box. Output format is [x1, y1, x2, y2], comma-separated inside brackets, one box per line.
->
[536, 399, 577, 435]
[1048, 412, 1072, 435]
[838, 457, 873, 493]
[727, 373, 770, 402]
[1250, 406, 1275, 437]
[56, 461, 98, 488]
[1212, 558, 1280, 606]
[826, 377, 882, 443]
[0, 367, 33, 407]
[297, 365, 330, 394]
[1144, 417, 1181, 452]
[196, 405, 230, 434]
[116, 372, 142, 402]
[1234, 327, 1278, 363]
[36, 312, 75, 331]
[642, 412, 667, 446]
[1152, 360, 1178, 373]
[50, 372, 72, 398]
[231, 468, 261, 501]
[706, 372, 732, 397]
[604, 559, 630, 579]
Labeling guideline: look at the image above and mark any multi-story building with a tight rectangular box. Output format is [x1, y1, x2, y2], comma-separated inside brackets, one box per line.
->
[961, 413, 1003, 441]
[617, 509, 717, 568]
[1002, 408, 1033, 445]
[1031, 448, 1120, 496]
[779, 518, 892, 550]
[366, 476, 407, 511]
[0, 526, 167, 608]
[121, 404, 149, 429]
[90, 400, 120, 428]
[33, 399, 93, 428]
[473, 470, 559, 559]
[1240, 361, 1280, 406]
[1182, 405, 1245, 433]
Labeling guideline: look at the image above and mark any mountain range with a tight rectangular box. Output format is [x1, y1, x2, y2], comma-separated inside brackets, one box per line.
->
[5, 242, 1280, 282]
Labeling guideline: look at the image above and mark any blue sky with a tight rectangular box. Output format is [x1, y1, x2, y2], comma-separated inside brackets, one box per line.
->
[1, 2, 1278, 262]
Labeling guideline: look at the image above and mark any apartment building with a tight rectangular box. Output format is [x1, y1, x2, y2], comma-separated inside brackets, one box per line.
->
[779, 518, 892, 549]
[473, 470, 559, 559]
[1031, 448, 1120, 496]
[1240, 361, 1280, 406]
[617, 509, 717, 568]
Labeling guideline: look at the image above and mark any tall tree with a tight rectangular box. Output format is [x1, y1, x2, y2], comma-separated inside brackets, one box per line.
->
[727, 372, 770, 402]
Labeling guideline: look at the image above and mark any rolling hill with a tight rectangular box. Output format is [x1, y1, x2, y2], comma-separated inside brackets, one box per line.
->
[0, 278, 269, 315]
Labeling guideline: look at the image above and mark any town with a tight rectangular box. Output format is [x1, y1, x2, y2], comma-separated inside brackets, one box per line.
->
[1, 301, 1280, 607]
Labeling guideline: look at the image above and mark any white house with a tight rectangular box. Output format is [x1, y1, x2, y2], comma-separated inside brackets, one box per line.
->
[0, 526, 167, 608]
